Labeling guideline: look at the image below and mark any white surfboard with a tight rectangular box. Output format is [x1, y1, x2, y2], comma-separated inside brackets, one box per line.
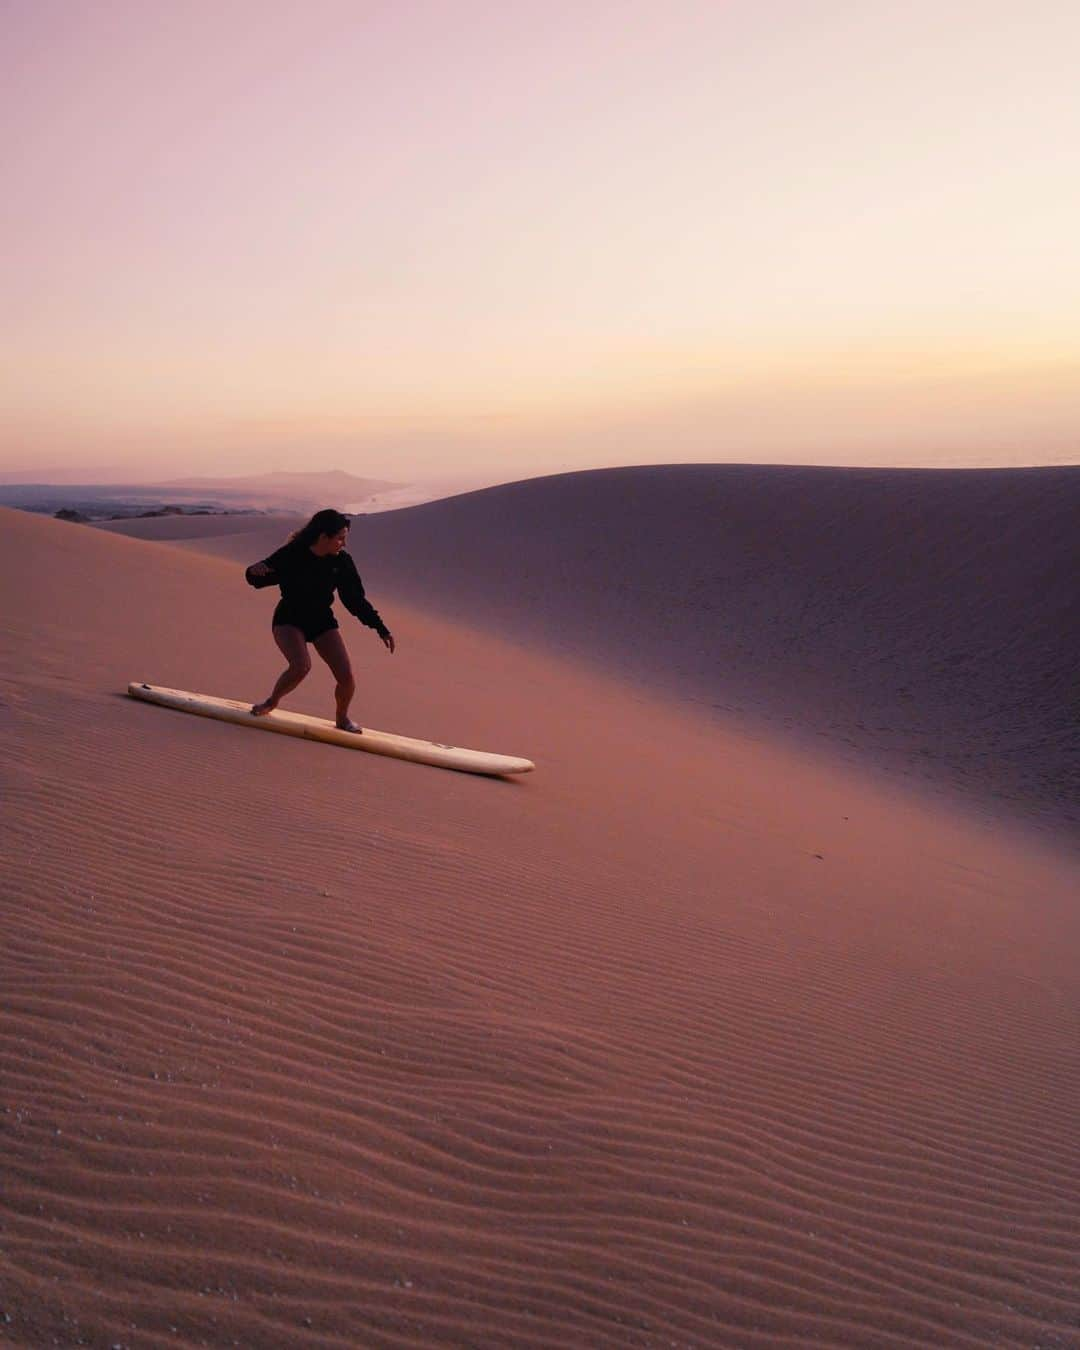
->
[128, 683, 535, 777]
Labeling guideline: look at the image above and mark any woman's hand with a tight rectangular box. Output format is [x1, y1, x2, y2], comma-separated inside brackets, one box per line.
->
[381, 631, 396, 654]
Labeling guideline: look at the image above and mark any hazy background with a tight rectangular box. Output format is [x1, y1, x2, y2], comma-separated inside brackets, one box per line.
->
[3, 0, 1078, 485]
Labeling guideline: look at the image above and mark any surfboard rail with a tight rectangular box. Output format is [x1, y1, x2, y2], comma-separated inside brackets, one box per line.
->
[127, 683, 535, 777]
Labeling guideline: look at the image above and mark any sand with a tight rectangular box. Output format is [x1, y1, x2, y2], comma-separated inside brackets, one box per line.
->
[2, 495, 1078, 1348]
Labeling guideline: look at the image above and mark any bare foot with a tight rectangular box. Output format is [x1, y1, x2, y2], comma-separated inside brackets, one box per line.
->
[251, 699, 277, 717]
[336, 718, 363, 734]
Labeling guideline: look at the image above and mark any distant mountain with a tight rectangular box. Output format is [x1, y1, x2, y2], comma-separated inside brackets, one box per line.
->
[0, 469, 401, 518]
[164, 470, 399, 503]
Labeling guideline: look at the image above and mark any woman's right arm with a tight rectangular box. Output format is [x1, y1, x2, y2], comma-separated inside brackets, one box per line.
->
[245, 562, 273, 587]
[245, 547, 287, 588]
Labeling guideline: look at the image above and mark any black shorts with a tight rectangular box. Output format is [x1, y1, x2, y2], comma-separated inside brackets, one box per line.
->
[272, 605, 338, 643]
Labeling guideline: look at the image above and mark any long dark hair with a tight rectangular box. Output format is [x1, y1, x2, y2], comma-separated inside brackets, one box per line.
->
[287, 508, 350, 548]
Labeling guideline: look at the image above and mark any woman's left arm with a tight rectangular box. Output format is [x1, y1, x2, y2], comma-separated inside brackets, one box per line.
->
[337, 553, 395, 650]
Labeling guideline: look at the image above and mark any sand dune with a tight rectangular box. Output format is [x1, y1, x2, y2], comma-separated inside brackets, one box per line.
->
[337, 464, 1076, 840]
[182, 463, 1080, 840]
[2, 504, 1079, 1347]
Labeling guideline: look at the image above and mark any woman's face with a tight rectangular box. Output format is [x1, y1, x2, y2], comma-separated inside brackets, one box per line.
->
[315, 527, 349, 555]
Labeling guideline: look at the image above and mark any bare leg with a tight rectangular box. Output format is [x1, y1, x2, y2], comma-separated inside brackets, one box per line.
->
[312, 628, 359, 731]
[252, 626, 311, 715]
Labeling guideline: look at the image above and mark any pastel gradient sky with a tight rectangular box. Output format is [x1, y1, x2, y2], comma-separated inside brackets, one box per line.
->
[4, 0, 1079, 483]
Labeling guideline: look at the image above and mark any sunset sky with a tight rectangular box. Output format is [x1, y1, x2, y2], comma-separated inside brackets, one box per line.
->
[4, 0, 1079, 483]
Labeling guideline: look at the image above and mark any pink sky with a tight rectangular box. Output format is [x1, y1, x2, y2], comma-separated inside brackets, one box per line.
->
[3, 0, 1079, 482]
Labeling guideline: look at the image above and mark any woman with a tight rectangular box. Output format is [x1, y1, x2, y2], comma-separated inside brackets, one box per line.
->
[245, 508, 395, 733]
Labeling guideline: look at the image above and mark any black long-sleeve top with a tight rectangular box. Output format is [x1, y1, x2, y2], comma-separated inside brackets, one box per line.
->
[245, 541, 390, 637]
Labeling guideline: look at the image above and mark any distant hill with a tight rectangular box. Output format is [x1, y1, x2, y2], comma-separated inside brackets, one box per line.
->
[163, 470, 398, 505]
[0, 469, 400, 518]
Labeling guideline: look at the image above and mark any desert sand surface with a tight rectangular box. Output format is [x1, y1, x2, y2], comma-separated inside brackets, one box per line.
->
[194, 464, 1079, 844]
[2, 503, 1079, 1348]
